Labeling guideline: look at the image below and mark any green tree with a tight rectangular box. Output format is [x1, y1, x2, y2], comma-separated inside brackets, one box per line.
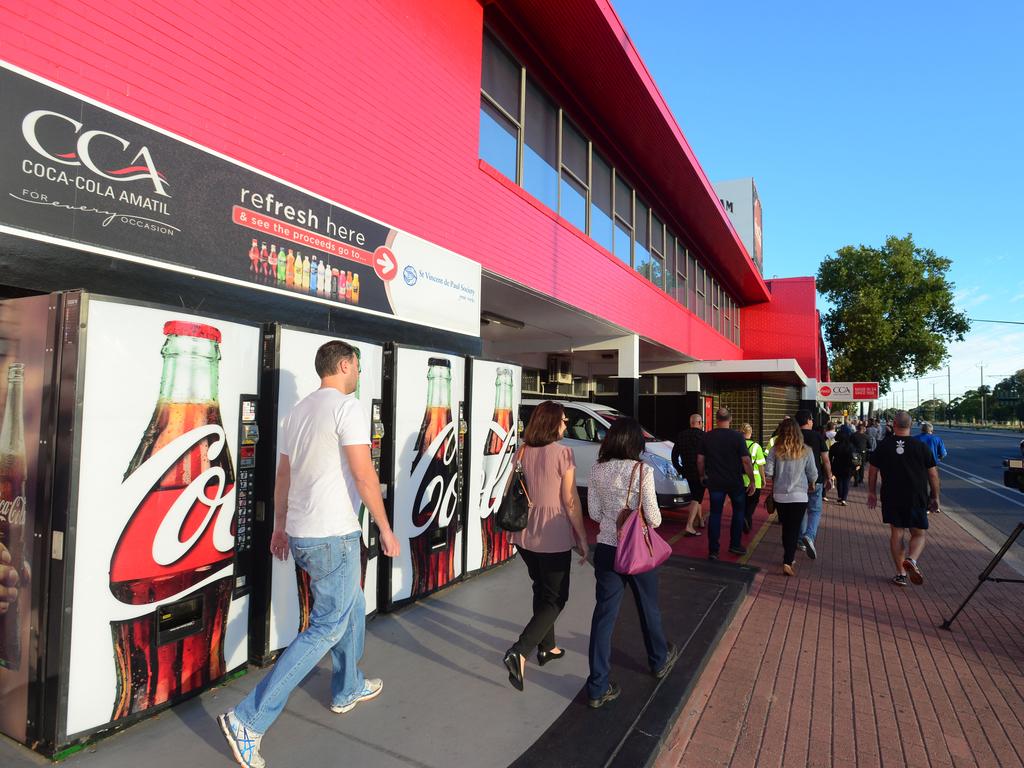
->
[817, 234, 970, 395]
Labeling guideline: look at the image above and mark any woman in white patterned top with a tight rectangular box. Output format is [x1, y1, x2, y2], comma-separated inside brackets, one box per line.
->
[584, 417, 678, 709]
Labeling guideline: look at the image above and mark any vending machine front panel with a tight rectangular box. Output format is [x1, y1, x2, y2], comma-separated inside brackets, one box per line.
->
[261, 327, 384, 660]
[382, 345, 466, 610]
[464, 359, 522, 577]
[61, 297, 260, 742]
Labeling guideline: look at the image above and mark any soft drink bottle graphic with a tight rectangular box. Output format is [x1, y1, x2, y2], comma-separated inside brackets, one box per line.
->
[309, 257, 318, 294]
[352, 274, 360, 305]
[0, 363, 27, 671]
[259, 242, 269, 279]
[109, 321, 236, 720]
[330, 268, 339, 301]
[409, 358, 460, 596]
[285, 249, 295, 287]
[346, 272, 354, 303]
[248, 239, 259, 273]
[276, 246, 286, 284]
[480, 368, 516, 568]
[268, 245, 278, 283]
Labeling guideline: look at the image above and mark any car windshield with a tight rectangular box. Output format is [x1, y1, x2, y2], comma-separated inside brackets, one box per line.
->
[600, 410, 658, 441]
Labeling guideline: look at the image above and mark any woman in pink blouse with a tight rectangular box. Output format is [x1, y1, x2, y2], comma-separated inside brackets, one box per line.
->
[585, 417, 678, 708]
[502, 401, 589, 692]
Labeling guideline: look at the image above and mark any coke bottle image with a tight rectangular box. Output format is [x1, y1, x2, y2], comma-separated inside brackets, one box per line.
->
[480, 368, 516, 569]
[247, 238, 259, 273]
[409, 358, 459, 595]
[109, 321, 236, 720]
[0, 363, 27, 671]
[258, 242, 269, 278]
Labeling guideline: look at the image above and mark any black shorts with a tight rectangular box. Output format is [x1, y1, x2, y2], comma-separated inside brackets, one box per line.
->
[686, 475, 705, 503]
[882, 505, 929, 530]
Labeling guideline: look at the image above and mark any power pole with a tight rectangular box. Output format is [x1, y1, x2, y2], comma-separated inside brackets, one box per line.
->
[947, 364, 952, 427]
[980, 363, 985, 424]
[916, 378, 921, 415]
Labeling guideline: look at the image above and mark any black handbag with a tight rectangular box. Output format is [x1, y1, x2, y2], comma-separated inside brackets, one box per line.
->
[497, 447, 532, 532]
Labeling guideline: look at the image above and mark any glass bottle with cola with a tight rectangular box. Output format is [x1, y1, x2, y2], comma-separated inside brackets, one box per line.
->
[109, 321, 236, 720]
[0, 363, 27, 671]
[480, 367, 516, 568]
[409, 358, 459, 595]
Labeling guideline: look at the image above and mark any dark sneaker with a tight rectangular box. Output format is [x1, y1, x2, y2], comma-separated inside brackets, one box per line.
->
[728, 546, 747, 556]
[218, 711, 265, 768]
[708, 552, 719, 562]
[902, 558, 923, 586]
[802, 536, 816, 560]
[891, 574, 909, 587]
[330, 678, 383, 713]
[588, 681, 621, 709]
[653, 643, 680, 679]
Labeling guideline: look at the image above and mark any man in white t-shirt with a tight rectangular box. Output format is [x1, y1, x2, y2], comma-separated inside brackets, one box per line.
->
[220, 340, 399, 768]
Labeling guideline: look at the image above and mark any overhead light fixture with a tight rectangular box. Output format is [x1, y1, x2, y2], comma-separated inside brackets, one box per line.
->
[480, 311, 525, 329]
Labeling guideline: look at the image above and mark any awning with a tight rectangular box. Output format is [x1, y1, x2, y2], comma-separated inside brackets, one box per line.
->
[643, 358, 809, 387]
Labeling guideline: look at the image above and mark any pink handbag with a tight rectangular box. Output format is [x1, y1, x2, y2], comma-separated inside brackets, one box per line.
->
[614, 461, 672, 575]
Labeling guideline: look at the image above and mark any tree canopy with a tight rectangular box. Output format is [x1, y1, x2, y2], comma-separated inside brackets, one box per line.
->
[817, 234, 970, 394]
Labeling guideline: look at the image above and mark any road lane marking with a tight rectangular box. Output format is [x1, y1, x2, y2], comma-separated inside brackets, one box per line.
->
[939, 464, 1024, 509]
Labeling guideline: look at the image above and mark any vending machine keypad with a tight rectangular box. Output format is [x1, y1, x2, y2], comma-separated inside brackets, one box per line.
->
[234, 396, 259, 597]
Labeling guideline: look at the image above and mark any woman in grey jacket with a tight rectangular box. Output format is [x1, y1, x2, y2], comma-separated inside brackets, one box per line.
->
[765, 419, 818, 576]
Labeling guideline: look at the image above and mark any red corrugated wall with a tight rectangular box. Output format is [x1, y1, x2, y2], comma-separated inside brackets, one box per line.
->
[0, 0, 745, 361]
[741, 277, 822, 380]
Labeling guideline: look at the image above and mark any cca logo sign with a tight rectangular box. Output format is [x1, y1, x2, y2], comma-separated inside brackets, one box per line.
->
[22, 109, 170, 197]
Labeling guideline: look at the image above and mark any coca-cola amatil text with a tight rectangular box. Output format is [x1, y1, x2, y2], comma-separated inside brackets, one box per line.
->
[109, 321, 236, 720]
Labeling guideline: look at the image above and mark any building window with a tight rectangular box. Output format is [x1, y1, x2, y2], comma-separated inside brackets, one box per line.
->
[695, 263, 706, 322]
[590, 151, 614, 252]
[711, 278, 720, 332]
[559, 117, 588, 233]
[734, 303, 741, 345]
[650, 213, 665, 289]
[635, 200, 652, 280]
[613, 173, 633, 266]
[665, 234, 677, 298]
[677, 240, 688, 307]
[480, 33, 521, 182]
[523, 78, 558, 210]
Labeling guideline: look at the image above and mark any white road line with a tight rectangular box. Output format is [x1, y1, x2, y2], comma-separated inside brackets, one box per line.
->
[939, 463, 1024, 509]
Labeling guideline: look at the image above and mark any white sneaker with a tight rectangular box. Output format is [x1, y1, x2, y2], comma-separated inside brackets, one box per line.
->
[218, 710, 265, 768]
[330, 678, 383, 714]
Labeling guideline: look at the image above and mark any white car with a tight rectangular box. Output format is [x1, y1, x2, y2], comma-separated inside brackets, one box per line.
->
[519, 399, 691, 508]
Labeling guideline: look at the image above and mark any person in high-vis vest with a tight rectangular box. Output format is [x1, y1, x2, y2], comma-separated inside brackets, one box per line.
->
[741, 424, 767, 534]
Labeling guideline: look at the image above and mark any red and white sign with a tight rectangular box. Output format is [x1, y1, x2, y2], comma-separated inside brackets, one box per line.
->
[816, 381, 880, 401]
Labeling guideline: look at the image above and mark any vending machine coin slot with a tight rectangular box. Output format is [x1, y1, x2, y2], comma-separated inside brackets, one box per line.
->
[156, 594, 204, 646]
[234, 395, 260, 598]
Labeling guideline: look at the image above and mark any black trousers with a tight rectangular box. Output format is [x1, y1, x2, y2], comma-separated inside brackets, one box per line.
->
[776, 500, 808, 565]
[512, 548, 571, 655]
[744, 487, 761, 526]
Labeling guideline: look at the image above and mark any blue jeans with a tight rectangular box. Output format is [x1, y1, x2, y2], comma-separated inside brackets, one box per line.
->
[235, 532, 365, 733]
[587, 543, 668, 700]
[801, 483, 824, 542]
[708, 487, 746, 553]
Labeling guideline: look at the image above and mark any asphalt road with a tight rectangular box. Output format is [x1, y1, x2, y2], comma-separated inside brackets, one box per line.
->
[931, 427, 1024, 541]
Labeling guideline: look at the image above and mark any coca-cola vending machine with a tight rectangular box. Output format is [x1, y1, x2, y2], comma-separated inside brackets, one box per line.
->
[463, 359, 522, 577]
[380, 345, 466, 611]
[249, 325, 384, 666]
[7, 291, 261, 755]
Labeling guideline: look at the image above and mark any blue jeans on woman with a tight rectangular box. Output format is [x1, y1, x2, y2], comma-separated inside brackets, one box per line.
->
[587, 543, 669, 700]
[235, 531, 366, 734]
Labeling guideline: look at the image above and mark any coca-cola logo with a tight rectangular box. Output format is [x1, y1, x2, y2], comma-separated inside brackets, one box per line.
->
[110, 424, 235, 602]
[479, 422, 516, 518]
[408, 421, 459, 535]
[22, 109, 170, 197]
[0, 495, 26, 526]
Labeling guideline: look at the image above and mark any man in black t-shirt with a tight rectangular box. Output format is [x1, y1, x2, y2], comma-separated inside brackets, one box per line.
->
[672, 413, 707, 535]
[850, 424, 870, 486]
[796, 410, 832, 560]
[868, 410, 940, 587]
[697, 408, 755, 559]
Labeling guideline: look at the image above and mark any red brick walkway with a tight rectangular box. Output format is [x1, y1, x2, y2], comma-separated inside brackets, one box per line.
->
[655, 483, 1024, 768]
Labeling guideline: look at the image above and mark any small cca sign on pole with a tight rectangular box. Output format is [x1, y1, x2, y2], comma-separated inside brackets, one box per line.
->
[816, 382, 880, 401]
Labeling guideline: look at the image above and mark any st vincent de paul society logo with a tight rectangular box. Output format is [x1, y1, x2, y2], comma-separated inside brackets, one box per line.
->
[403, 265, 418, 286]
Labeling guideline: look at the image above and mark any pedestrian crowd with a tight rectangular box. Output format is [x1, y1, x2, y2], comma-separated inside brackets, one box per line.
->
[215, 342, 944, 768]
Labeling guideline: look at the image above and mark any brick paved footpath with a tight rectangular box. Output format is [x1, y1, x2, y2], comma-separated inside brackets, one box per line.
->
[654, 483, 1024, 768]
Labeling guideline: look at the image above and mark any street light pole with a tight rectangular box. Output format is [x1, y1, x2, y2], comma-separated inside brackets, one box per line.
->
[948, 364, 952, 427]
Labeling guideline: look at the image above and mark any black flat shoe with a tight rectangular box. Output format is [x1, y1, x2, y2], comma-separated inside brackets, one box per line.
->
[503, 649, 524, 691]
[537, 648, 565, 667]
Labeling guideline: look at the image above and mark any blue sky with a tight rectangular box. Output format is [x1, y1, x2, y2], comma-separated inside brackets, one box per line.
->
[613, 0, 1024, 405]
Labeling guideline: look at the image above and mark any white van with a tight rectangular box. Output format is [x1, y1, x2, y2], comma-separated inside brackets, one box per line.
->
[519, 399, 691, 508]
